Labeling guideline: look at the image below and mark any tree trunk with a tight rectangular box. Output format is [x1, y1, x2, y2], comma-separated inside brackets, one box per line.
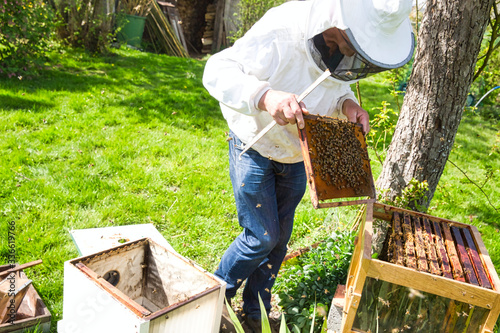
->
[376, 0, 494, 211]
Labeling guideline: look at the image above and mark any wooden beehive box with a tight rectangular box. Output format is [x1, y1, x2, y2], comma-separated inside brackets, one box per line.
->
[0, 266, 51, 333]
[298, 114, 376, 209]
[58, 238, 225, 333]
[339, 202, 500, 333]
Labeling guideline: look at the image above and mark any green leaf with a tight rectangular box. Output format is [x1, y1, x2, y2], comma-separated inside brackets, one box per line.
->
[279, 314, 290, 333]
[309, 303, 316, 333]
[225, 297, 245, 333]
[320, 314, 328, 332]
[258, 293, 272, 333]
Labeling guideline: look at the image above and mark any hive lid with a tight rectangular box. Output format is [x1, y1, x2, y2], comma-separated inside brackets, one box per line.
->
[298, 114, 376, 208]
[69, 224, 177, 256]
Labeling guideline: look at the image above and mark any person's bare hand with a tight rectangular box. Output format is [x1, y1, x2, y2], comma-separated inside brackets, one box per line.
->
[342, 99, 370, 134]
[258, 90, 309, 129]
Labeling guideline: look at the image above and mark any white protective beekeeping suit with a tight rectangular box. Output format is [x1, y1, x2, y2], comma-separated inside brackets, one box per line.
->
[203, 0, 413, 163]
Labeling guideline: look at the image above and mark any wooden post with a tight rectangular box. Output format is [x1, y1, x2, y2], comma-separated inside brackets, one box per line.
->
[341, 202, 373, 333]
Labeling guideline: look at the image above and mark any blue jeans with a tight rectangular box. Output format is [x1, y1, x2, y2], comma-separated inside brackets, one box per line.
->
[215, 131, 306, 318]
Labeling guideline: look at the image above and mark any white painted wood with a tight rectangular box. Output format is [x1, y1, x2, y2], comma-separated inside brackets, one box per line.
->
[58, 262, 148, 333]
[59, 238, 226, 333]
[69, 224, 176, 256]
[148, 290, 221, 332]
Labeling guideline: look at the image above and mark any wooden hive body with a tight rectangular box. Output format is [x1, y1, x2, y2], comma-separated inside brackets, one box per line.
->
[340, 203, 500, 333]
[58, 238, 225, 333]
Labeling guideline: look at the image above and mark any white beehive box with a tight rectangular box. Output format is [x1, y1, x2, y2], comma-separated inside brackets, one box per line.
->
[68, 223, 177, 256]
[57, 238, 225, 333]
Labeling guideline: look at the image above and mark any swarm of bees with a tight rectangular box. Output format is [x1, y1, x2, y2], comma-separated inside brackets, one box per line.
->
[308, 117, 370, 195]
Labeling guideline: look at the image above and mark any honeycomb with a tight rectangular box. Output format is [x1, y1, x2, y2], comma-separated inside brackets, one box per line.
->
[308, 117, 370, 196]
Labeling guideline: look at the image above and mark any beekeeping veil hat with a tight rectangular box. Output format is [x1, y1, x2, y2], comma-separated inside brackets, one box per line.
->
[306, 0, 415, 83]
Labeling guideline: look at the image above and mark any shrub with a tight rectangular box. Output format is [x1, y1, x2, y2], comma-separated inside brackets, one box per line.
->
[54, 0, 115, 54]
[0, 0, 55, 77]
[378, 178, 429, 212]
[230, 0, 287, 42]
[275, 230, 356, 332]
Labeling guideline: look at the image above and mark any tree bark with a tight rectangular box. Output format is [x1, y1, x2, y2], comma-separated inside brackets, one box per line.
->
[376, 0, 494, 211]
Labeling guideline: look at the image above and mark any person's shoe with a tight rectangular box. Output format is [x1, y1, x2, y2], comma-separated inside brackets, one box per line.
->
[269, 315, 281, 333]
[242, 316, 261, 333]
[242, 315, 281, 333]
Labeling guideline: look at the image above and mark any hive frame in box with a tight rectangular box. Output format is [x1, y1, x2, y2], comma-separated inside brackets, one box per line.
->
[339, 202, 500, 333]
[58, 237, 226, 333]
[298, 114, 376, 209]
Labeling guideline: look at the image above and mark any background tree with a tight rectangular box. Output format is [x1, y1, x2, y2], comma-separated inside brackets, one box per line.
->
[474, 0, 500, 82]
[53, 0, 115, 54]
[376, 0, 495, 211]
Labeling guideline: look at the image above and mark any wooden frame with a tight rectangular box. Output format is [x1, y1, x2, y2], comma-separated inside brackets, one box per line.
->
[0, 266, 51, 333]
[298, 114, 376, 209]
[340, 203, 500, 333]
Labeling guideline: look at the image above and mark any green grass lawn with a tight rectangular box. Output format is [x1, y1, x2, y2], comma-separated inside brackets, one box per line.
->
[0, 46, 499, 331]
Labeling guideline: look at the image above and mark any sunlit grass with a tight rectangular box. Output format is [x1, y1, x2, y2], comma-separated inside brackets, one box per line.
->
[0, 46, 499, 331]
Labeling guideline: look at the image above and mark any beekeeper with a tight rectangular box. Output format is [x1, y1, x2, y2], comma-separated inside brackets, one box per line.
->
[203, 0, 414, 328]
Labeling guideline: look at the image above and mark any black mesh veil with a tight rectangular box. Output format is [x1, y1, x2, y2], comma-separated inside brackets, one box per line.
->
[310, 28, 414, 82]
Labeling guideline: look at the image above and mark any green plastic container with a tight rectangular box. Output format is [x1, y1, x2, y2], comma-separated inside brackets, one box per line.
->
[118, 14, 146, 48]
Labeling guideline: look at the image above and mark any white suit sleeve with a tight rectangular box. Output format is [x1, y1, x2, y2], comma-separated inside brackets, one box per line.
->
[335, 87, 358, 114]
[202, 22, 285, 116]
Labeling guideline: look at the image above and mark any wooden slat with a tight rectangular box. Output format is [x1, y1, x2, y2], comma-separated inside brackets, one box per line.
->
[373, 203, 472, 227]
[317, 198, 376, 209]
[342, 289, 362, 333]
[212, 0, 226, 52]
[0, 260, 43, 279]
[461, 227, 492, 289]
[451, 226, 479, 286]
[344, 206, 368, 297]
[483, 294, 500, 333]
[366, 259, 498, 309]
[298, 125, 319, 208]
[413, 215, 429, 273]
[441, 223, 466, 282]
[363, 203, 374, 261]
[392, 212, 404, 266]
[385, 223, 394, 263]
[342, 205, 372, 333]
[421, 217, 442, 275]
[432, 220, 454, 279]
[469, 226, 500, 291]
[402, 213, 417, 270]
